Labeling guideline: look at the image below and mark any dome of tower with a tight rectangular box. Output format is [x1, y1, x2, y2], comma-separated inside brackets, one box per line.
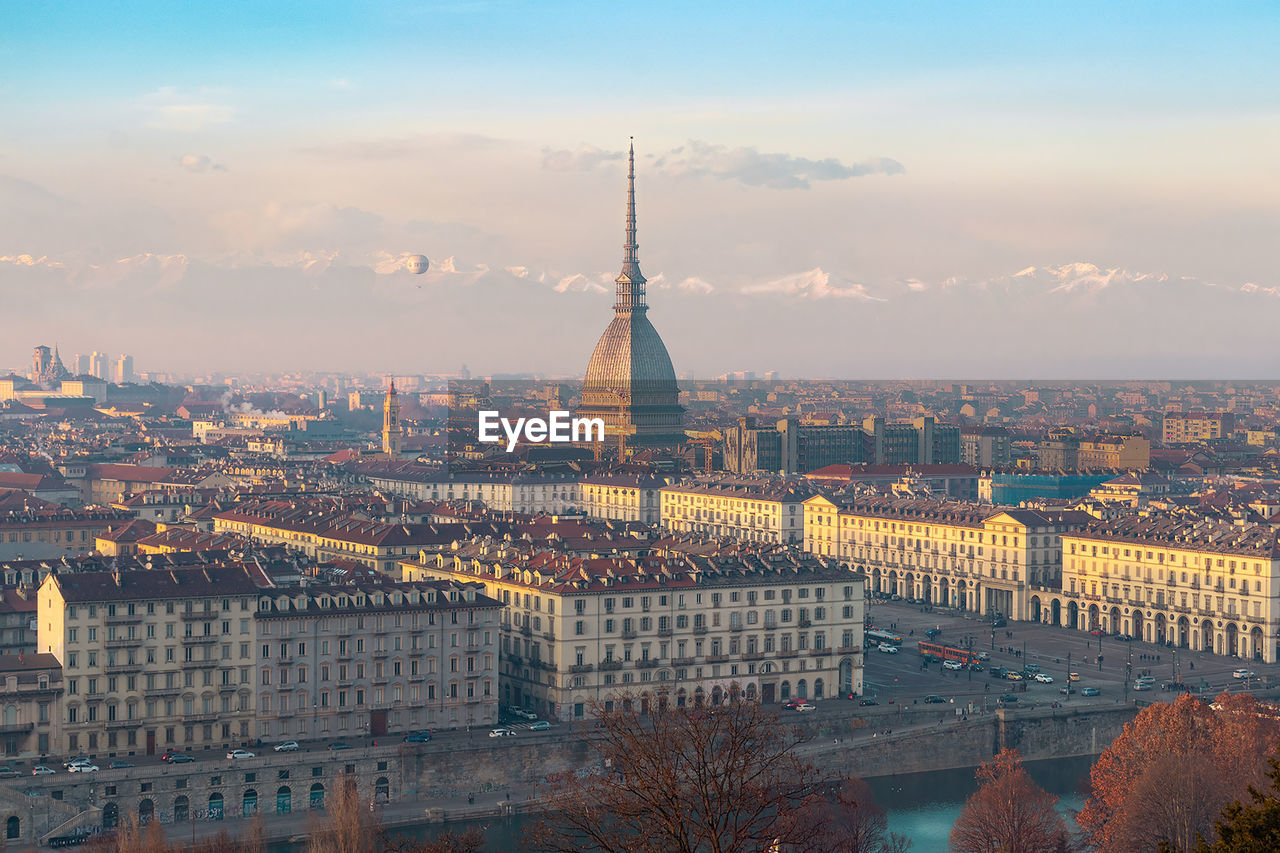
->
[584, 312, 678, 391]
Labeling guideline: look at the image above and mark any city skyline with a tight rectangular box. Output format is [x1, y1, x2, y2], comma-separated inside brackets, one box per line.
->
[3, 2, 1279, 377]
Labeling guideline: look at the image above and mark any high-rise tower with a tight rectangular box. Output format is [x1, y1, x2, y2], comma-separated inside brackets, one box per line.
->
[578, 141, 685, 452]
[382, 379, 402, 459]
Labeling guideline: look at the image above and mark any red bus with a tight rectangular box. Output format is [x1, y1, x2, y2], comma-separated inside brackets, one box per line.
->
[917, 641, 979, 666]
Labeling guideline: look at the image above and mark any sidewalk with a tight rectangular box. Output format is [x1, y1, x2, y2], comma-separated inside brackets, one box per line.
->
[155, 788, 542, 850]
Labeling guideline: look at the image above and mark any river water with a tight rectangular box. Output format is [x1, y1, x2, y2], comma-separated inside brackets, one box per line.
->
[268, 755, 1094, 852]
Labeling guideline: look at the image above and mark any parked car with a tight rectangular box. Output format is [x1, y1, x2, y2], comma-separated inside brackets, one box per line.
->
[31, 765, 56, 776]
[1068, 672, 1081, 682]
[1033, 673, 1054, 684]
[1059, 686, 1076, 695]
[1082, 687, 1101, 697]
[924, 695, 947, 704]
[489, 728, 516, 738]
[530, 720, 552, 731]
[942, 659, 963, 671]
[63, 757, 92, 770]
[1132, 681, 1152, 691]
[68, 763, 99, 773]
[998, 694, 1019, 705]
[1003, 672, 1023, 681]
[977, 651, 990, 660]
[969, 663, 984, 672]
[792, 702, 816, 712]
[273, 741, 299, 752]
[226, 749, 255, 760]
[326, 742, 352, 751]
[107, 761, 135, 769]
[1233, 669, 1257, 680]
[0, 767, 21, 779]
[1114, 633, 1133, 642]
[878, 644, 898, 654]
[925, 628, 942, 639]
[168, 753, 195, 764]
[1024, 663, 1041, 673]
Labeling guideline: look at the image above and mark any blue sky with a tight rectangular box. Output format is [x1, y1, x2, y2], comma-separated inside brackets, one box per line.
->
[2, 2, 1278, 377]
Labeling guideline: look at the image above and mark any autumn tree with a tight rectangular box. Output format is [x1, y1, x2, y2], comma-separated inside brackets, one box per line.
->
[803, 777, 913, 853]
[307, 773, 381, 853]
[949, 748, 1070, 853]
[1080, 693, 1280, 852]
[531, 698, 839, 853]
[1194, 748, 1280, 853]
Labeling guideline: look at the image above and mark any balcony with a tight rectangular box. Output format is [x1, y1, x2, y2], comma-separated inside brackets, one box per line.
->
[729, 624, 743, 632]
[672, 657, 695, 667]
[621, 629, 638, 640]
[705, 654, 728, 663]
[635, 658, 660, 669]
[763, 622, 779, 630]
[692, 625, 708, 635]
[105, 613, 143, 625]
[507, 654, 524, 667]
[742, 651, 765, 661]
[657, 628, 673, 638]
[182, 611, 218, 622]
[147, 686, 181, 698]
[105, 637, 143, 649]
[0, 722, 33, 734]
[538, 661, 558, 673]
[776, 650, 798, 659]
[182, 635, 218, 645]
[106, 662, 142, 673]
[542, 632, 557, 643]
[183, 713, 220, 724]
[798, 618, 812, 628]
[599, 660, 624, 672]
[836, 645, 862, 655]
[519, 625, 533, 637]
[569, 664, 594, 674]
[809, 648, 832, 656]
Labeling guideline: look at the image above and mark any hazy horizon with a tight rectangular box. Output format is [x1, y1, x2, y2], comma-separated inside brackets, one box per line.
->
[4, 2, 1278, 378]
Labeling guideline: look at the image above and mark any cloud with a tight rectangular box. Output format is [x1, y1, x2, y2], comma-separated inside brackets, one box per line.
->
[553, 272, 609, 293]
[541, 144, 625, 172]
[178, 153, 226, 173]
[139, 87, 233, 132]
[649, 272, 714, 293]
[657, 140, 904, 189]
[743, 267, 884, 300]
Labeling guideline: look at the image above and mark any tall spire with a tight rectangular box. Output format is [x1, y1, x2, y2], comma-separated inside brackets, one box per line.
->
[615, 137, 646, 313]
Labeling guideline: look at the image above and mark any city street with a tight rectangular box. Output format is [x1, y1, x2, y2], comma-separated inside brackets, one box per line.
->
[858, 600, 1280, 710]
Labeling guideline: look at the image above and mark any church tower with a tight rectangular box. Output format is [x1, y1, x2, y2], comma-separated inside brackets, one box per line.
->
[578, 141, 685, 452]
[382, 379, 402, 459]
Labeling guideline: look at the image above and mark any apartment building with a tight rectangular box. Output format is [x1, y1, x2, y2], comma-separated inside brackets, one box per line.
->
[254, 579, 501, 740]
[405, 540, 863, 718]
[38, 566, 262, 756]
[356, 464, 581, 515]
[579, 467, 671, 523]
[1163, 412, 1236, 445]
[660, 478, 814, 544]
[0, 491, 134, 561]
[0, 652, 61, 758]
[804, 493, 1090, 622]
[1059, 517, 1280, 662]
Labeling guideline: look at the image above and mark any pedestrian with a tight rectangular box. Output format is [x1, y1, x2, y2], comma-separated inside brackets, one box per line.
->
[1190, 661, 1195, 670]
[468, 794, 474, 805]
[1158, 655, 1161, 663]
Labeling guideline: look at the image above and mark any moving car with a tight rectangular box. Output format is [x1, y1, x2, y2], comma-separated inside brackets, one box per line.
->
[925, 628, 942, 639]
[1033, 673, 1054, 684]
[31, 765, 55, 776]
[1082, 687, 1101, 697]
[403, 732, 432, 743]
[792, 702, 815, 712]
[1068, 672, 1081, 682]
[942, 660, 963, 671]
[68, 763, 99, 773]
[226, 749, 255, 760]
[0, 767, 21, 779]
[168, 753, 195, 764]
[108, 761, 135, 769]
[858, 698, 879, 706]
[63, 758, 91, 770]
[924, 695, 947, 704]
[1132, 681, 1152, 691]
[530, 720, 552, 731]
[326, 742, 352, 751]
[998, 694, 1019, 705]
[977, 651, 990, 660]
[489, 728, 516, 738]
[1003, 672, 1023, 681]
[1233, 669, 1257, 680]
[1059, 686, 1076, 695]
[273, 741, 299, 752]
[878, 644, 898, 654]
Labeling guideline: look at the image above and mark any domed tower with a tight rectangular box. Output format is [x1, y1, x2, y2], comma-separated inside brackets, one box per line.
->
[578, 141, 685, 452]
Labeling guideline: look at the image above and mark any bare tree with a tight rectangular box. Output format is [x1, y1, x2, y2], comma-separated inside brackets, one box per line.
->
[532, 698, 838, 853]
[307, 773, 381, 853]
[381, 828, 486, 853]
[807, 777, 913, 853]
[949, 748, 1070, 853]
